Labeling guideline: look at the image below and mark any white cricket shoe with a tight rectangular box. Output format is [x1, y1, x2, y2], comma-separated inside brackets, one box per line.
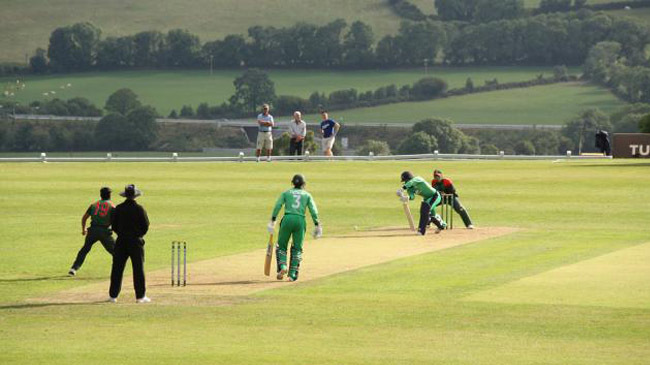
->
[266, 156, 271, 162]
[107, 297, 117, 303]
[68, 268, 76, 276]
[256, 157, 261, 162]
[136, 297, 151, 304]
[467, 225, 474, 230]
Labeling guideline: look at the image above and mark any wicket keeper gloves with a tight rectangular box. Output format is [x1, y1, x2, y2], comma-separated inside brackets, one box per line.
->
[313, 225, 323, 239]
[267, 220, 276, 234]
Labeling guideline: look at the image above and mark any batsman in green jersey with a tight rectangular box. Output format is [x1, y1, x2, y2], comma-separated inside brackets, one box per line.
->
[267, 174, 321, 282]
[398, 171, 446, 235]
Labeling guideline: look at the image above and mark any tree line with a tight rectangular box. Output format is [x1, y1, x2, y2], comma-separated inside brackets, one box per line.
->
[26, 9, 649, 74]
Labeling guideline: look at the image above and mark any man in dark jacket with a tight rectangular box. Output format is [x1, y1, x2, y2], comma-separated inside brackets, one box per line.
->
[108, 184, 150, 303]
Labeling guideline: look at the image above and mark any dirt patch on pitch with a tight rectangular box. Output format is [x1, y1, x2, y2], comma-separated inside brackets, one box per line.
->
[31, 227, 516, 306]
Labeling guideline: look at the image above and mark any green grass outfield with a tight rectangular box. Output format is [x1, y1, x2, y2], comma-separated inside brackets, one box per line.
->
[4, 67, 570, 117]
[1, 160, 649, 364]
[310, 82, 626, 125]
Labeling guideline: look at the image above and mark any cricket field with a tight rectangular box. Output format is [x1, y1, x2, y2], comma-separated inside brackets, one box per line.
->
[0, 160, 648, 364]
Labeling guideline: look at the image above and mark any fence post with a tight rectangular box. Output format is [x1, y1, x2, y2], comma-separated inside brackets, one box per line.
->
[369, 151, 374, 161]
[238, 151, 245, 162]
[304, 150, 310, 161]
[40, 152, 47, 163]
[172, 152, 178, 162]
[566, 150, 572, 158]
[106, 153, 112, 162]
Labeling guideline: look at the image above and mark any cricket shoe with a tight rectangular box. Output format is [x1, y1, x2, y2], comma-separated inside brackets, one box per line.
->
[256, 157, 261, 162]
[277, 267, 287, 280]
[68, 268, 76, 276]
[467, 225, 475, 230]
[288, 272, 299, 282]
[107, 297, 117, 303]
[136, 297, 151, 304]
[266, 156, 272, 162]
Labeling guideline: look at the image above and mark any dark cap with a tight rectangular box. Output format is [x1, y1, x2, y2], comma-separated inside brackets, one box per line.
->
[119, 184, 142, 198]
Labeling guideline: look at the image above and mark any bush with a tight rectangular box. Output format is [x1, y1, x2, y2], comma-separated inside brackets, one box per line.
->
[411, 77, 447, 100]
[514, 140, 536, 155]
[481, 144, 499, 155]
[640, 114, 650, 133]
[356, 139, 391, 156]
[397, 131, 438, 154]
[412, 118, 465, 153]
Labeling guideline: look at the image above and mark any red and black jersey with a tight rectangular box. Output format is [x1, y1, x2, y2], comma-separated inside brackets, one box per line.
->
[431, 178, 456, 196]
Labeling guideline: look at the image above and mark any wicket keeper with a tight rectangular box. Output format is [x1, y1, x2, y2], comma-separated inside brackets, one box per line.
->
[268, 174, 321, 282]
[398, 171, 445, 235]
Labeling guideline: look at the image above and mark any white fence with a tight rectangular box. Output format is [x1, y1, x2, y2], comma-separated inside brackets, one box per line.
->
[0, 151, 611, 163]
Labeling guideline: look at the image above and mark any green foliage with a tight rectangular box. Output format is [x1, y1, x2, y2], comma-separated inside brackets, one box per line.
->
[481, 143, 499, 154]
[180, 105, 194, 117]
[342, 21, 375, 67]
[397, 131, 437, 154]
[640, 113, 650, 133]
[105, 88, 141, 115]
[196, 103, 210, 119]
[410, 77, 447, 100]
[514, 140, 536, 155]
[355, 139, 391, 155]
[47, 22, 101, 72]
[561, 108, 612, 153]
[29, 48, 48, 74]
[229, 68, 276, 114]
[412, 118, 465, 153]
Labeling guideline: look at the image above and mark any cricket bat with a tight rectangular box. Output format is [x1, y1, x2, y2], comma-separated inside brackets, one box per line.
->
[402, 201, 416, 231]
[263, 233, 273, 276]
[397, 189, 416, 231]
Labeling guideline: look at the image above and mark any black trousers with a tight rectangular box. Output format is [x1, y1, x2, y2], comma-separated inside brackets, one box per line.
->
[447, 196, 473, 227]
[109, 236, 146, 299]
[71, 227, 115, 270]
[289, 138, 303, 155]
[419, 198, 444, 235]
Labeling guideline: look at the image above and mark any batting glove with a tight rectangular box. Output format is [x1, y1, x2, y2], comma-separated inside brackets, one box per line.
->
[313, 225, 323, 239]
[267, 220, 276, 234]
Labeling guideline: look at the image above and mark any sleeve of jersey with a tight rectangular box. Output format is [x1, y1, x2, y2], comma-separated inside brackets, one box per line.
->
[307, 195, 319, 225]
[443, 179, 456, 194]
[271, 194, 285, 220]
[403, 181, 416, 200]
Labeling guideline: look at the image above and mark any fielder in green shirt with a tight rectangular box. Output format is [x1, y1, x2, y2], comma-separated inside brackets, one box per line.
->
[267, 174, 321, 281]
[398, 171, 446, 235]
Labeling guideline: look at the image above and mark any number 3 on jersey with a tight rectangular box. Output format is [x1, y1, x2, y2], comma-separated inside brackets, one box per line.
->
[291, 192, 302, 209]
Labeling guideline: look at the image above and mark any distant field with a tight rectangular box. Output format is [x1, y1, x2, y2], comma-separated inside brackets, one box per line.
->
[3, 67, 570, 116]
[0, 0, 402, 63]
[307, 82, 625, 125]
[606, 8, 650, 25]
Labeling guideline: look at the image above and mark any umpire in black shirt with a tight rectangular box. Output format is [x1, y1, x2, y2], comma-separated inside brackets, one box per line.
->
[109, 184, 151, 303]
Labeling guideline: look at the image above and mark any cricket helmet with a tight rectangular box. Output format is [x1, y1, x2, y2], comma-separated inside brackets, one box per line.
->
[400, 171, 413, 183]
[292, 174, 306, 188]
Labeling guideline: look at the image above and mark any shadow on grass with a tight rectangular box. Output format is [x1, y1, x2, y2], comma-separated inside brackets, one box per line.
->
[0, 300, 107, 311]
[0, 275, 103, 282]
[152, 280, 275, 287]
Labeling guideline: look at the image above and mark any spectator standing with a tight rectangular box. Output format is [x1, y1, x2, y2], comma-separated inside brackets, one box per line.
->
[256, 104, 274, 162]
[288, 111, 307, 156]
[319, 111, 340, 156]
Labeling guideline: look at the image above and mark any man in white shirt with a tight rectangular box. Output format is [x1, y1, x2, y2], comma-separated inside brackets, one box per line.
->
[256, 104, 274, 162]
[288, 111, 307, 156]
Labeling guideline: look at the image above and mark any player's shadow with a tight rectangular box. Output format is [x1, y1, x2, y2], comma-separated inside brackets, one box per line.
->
[0, 275, 72, 282]
[0, 300, 108, 311]
[161, 280, 272, 287]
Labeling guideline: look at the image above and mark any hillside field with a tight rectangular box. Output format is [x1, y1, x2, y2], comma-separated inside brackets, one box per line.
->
[0, 159, 648, 364]
[308, 82, 625, 125]
[1, 0, 403, 64]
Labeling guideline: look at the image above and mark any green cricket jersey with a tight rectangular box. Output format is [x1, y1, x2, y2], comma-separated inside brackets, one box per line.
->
[403, 177, 437, 200]
[272, 188, 319, 225]
[86, 199, 115, 228]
